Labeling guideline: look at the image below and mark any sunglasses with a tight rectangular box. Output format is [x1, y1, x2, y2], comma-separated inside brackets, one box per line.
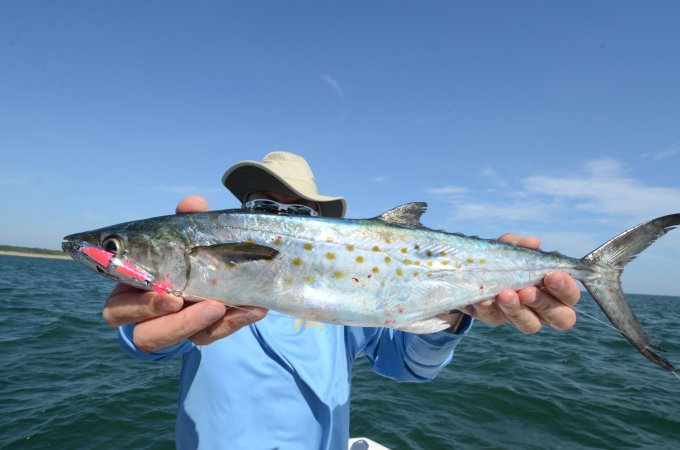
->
[244, 199, 319, 217]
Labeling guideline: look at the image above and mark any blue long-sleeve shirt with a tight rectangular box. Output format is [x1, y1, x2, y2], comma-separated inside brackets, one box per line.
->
[119, 310, 472, 449]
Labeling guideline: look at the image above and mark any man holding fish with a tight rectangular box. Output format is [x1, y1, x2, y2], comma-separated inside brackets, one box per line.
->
[101, 152, 581, 449]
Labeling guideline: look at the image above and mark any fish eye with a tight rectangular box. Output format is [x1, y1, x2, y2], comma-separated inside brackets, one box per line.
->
[102, 236, 124, 255]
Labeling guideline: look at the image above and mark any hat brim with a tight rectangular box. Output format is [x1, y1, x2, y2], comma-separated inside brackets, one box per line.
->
[222, 161, 347, 218]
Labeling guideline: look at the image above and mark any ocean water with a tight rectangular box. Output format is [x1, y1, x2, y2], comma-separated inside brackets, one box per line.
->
[1, 254, 679, 449]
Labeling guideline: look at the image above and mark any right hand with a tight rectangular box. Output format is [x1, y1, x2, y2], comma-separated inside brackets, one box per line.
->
[464, 233, 579, 334]
[101, 195, 268, 353]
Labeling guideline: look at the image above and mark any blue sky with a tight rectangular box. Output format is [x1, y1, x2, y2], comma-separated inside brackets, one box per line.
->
[1, 1, 679, 295]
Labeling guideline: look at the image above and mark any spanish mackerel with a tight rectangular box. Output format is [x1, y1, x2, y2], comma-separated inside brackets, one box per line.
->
[62, 203, 680, 372]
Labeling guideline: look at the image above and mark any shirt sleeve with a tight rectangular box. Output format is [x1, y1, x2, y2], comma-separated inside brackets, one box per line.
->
[346, 315, 473, 382]
[118, 323, 195, 362]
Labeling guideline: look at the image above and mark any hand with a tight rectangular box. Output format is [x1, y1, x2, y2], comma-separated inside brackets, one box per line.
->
[463, 233, 580, 334]
[101, 195, 268, 352]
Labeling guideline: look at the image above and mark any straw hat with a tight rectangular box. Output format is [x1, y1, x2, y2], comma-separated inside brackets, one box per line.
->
[222, 151, 347, 218]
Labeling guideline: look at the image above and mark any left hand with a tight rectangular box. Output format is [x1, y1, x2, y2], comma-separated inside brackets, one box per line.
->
[463, 233, 581, 333]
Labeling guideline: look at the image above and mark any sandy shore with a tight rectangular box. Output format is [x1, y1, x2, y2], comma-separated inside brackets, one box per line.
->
[0, 250, 71, 260]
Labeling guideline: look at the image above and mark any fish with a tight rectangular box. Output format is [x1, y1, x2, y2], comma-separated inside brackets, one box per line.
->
[62, 203, 680, 372]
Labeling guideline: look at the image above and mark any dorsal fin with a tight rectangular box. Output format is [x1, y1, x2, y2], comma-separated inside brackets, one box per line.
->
[375, 202, 427, 228]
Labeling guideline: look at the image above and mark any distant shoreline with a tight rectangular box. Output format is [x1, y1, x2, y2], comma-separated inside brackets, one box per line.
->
[0, 250, 71, 260]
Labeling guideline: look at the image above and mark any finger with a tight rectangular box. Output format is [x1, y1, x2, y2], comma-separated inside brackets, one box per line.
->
[176, 195, 210, 214]
[497, 233, 541, 250]
[102, 283, 184, 326]
[518, 287, 577, 331]
[543, 272, 581, 307]
[133, 300, 227, 353]
[496, 289, 543, 334]
[190, 306, 268, 345]
[497, 233, 519, 244]
[469, 299, 508, 325]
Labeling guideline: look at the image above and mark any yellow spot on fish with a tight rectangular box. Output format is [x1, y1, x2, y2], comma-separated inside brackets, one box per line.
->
[303, 243, 313, 251]
[403, 259, 411, 265]
[284, 278, 293, 285]
[326, 252, 336, 260]
[440, 251, 447, 257]
[401, 248, 407, 253]
[396, 269, 403, 276]
[326, 237, 334, 243]
[385, 238, 392, 244]
[441, 260, 448, 265]
[246, 238, 255, 244]
[292, 258, 303, 266]
[427, 261, 433, 267]
[480, 259, 487, 264]
[306, 276, 314, 283]
[384, 256, 392, 263]
[413, 272, 419, 277]
[346, 245, 355, 251]
[273, 238, 282, 246]
[372, 267, 379, 273]
[333, 271, 343, 278]
[414, 261, 420, 266]
[372, 245, 380, 252]
[466, 258, 474, 264]
[356, 256, 364, 263]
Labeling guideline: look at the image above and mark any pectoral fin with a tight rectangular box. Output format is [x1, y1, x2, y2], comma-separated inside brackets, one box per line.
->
[188, 243, 279, 267]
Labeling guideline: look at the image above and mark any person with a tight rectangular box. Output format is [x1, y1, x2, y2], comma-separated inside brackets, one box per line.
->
[103, 151, 580, 449]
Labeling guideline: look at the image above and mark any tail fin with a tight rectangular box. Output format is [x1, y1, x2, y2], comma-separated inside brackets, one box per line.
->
[582, 214, 680, 372]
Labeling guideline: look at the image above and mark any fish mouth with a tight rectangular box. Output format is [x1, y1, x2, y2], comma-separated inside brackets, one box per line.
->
[62, 240, 111, 274]
[61, 239, 81, 256]
[61, 240, 87, 262]
[62, 238, 157, 289]
[62, 233, 97, 262]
